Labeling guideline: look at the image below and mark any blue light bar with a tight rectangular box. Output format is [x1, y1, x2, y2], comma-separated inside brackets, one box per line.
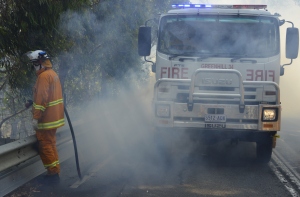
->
[171, 4, 267, 9]
[172, 4, 211, 8]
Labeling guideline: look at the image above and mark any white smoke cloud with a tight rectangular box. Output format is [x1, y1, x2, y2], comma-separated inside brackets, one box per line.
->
[58, 1, 300, 185]
[191, 0, 300, 131]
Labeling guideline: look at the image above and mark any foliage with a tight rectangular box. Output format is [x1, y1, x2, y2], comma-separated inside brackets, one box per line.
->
[0, 0, 190, 131]
[55, 0, 190, 105]
[0, 0, 90, 133]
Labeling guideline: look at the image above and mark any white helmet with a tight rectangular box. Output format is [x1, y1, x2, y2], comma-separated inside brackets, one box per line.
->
[26, 50, 50, 62]
[25, 50, 51, 71]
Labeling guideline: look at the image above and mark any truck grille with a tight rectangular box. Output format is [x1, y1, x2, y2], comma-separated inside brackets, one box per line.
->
[154, 70, 280, 106]
[176, 92, 257, 103]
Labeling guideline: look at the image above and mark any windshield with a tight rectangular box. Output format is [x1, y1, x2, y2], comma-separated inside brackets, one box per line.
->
[157, 15, 280, 58]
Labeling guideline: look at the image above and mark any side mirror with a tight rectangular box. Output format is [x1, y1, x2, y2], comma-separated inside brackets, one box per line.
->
[138, 26, 151, 56]
[286, 27, 299, 59]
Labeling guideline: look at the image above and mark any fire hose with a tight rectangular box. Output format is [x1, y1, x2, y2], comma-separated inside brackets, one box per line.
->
[64, 106, 82, 180]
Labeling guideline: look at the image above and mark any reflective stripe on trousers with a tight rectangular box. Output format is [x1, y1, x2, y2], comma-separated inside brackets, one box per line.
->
[36, 128, 60, 175]
[38, 118, 65, 130]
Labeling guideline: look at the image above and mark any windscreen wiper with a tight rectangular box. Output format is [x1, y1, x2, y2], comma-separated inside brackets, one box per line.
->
[169, 52, 199, 60]
[197, 55, 212, 61]
[231, 57, 257, 63]
[179, 55, 214, 62]
[231, 57, 242, 62]
[169, 53, 214, 61]
[230, 53, 260, 63]
[169, 54, 184, 60]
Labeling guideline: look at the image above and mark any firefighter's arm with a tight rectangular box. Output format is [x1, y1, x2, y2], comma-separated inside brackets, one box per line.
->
[33, 75, 49, 120]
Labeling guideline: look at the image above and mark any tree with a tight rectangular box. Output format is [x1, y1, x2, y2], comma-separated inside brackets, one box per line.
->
[0, 0, 90, 135]
[55, 0, 190, 104]
[0, 0, 189, 135]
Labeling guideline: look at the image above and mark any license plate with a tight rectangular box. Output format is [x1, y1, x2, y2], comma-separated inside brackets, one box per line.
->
[205, 123, 226, 128]
[205, 114, 226, 122]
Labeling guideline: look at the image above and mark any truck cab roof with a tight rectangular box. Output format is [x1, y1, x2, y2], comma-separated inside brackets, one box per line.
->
[167, 7, 273, 17]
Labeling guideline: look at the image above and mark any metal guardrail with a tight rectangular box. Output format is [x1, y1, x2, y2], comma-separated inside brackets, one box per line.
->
[0, 125, 74, 196]
[0, 135, 38, 172]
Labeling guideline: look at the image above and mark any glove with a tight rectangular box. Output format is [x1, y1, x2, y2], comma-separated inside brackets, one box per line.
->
[32, 119, 39, 131]
[25, 100, 33, 108]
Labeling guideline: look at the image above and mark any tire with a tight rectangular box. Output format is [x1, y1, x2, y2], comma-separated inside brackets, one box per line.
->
[153, 128, 173, 166]
[256, 135, 273, 163]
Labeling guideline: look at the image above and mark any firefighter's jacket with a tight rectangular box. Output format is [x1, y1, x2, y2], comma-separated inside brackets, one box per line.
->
[33, 61, 65, 130]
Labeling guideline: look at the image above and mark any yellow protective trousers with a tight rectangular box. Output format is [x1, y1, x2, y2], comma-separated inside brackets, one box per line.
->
[36, 129, 60, 175]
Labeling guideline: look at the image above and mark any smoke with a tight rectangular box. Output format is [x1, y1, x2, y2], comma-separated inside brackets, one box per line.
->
[191, 0, 300, 132]
[270, 1, 300, 132]
[64, 75, 198, 186]
[55, 0, 300, 189]
[56, 3, 199, 186]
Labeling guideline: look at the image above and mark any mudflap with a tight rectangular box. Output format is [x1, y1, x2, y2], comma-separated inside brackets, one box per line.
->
[256, 132, 276, 164]
[272, 134, 280, 148]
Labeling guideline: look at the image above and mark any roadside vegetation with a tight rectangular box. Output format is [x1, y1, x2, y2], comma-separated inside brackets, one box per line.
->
[0, 0, 189, 138]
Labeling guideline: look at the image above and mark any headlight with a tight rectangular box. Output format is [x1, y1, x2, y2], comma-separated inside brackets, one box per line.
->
[262, 108, 277, 121]
[156, 104, 170, 118]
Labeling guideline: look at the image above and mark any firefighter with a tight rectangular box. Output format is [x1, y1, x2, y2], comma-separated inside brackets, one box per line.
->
[25, 50, 65, 182]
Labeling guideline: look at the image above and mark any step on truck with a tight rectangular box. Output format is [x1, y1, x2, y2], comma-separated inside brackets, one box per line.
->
[138, 4, 299, 163]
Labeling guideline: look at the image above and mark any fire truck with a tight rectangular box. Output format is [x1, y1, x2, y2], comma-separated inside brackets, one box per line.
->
[138, 4, 299, 163]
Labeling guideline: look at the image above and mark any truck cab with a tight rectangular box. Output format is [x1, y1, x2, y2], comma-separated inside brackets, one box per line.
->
[138, 4, 299, 163]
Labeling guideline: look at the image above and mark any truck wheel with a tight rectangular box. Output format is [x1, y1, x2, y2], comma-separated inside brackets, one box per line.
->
[153, 129, 173, 166]
[256, 136, 273, 163]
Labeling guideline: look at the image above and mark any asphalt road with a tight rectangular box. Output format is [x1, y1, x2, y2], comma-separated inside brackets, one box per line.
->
[4, 97, 300, 197]
[6, 130, 294, 197]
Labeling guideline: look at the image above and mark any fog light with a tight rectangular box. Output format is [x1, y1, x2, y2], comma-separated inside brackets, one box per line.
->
[262, 108, 277, 121]
[156, 104, 170, 118]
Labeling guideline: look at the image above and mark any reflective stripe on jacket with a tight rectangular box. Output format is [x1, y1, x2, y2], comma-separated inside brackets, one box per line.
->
[33, 65, 65, 130]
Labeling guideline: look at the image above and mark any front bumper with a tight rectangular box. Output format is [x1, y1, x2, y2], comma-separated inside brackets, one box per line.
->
[153, 102, 281, 132]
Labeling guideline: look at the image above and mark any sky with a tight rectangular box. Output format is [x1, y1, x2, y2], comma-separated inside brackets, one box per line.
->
[189, 0, 300, 131]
